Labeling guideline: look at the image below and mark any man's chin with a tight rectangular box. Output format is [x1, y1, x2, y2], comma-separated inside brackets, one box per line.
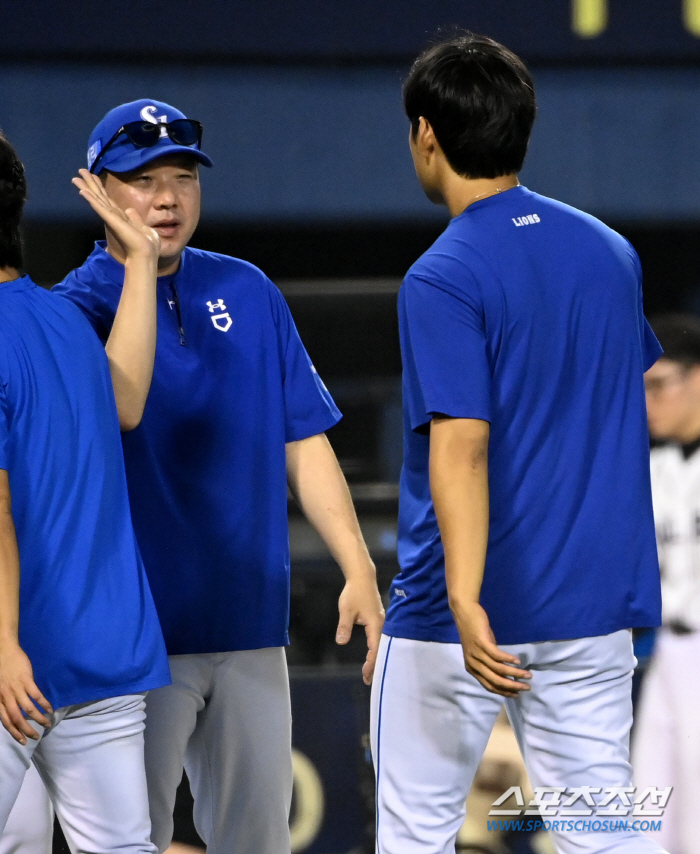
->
[157, 250, 184, 274]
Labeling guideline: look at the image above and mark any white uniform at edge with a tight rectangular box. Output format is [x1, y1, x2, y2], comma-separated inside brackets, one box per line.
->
[633, 444, 700, 854]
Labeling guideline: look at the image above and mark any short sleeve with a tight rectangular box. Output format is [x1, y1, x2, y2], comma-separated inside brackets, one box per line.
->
[0, 384, 9, 471]
[52, 274, 115, 345]
[627, 241, 662, 371]
[268, 286, 342, 442]
[641, 317, 663, 372]
[400, 273, 491, 433]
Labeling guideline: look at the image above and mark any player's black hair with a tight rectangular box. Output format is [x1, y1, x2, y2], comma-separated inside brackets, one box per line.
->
[0, 130, 26, 270]
[650, 314, 700, 367]
[403, 32, 536, 179]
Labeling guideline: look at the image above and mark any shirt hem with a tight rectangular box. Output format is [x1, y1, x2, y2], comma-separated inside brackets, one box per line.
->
[48, 667, 172, 712]
[285, 412, 342, 443]
[165, 633, 290, 656]
[383, 616, 661, 646]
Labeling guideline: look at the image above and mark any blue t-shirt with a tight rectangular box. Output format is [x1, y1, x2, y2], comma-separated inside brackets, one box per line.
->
[54, 244, 341, 655]
[384, 186, 662, 646]
[0, 276, 170, 709]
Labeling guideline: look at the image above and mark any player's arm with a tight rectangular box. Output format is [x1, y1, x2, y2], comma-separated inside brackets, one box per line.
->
[0, 471, 53, 744]
[73, 169, 160, 431]
[286, 433, 385, 685]
[430, 415, 532, 697]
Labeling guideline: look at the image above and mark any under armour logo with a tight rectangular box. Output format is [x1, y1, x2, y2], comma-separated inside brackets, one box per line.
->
[167, 299, 175, 310]
[206, 298, 232, 333]
[140, 105, 168, 138]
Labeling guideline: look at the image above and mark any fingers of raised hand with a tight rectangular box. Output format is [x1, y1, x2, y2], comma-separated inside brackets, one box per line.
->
[76, 168, 110, 201]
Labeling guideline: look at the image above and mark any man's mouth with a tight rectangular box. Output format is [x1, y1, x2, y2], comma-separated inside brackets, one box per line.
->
[152, 221, 180, 237]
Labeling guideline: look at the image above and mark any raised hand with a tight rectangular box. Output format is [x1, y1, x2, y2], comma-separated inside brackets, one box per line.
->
[72, 169, 160, 262]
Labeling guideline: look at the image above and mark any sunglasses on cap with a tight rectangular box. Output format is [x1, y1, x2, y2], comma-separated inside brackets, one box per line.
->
[89, 119, 204, 173]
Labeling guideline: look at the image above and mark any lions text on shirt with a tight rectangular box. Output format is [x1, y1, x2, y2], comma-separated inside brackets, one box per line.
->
[650, 444, 700, 630]
[385, 186, 662, 646]
[0, 277, 170, 709]
[54, 245, 341, 655]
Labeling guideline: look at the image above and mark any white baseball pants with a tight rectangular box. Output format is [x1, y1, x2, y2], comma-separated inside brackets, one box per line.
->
[632, 628, 700, 854]
[371, 631, 669, 854]
[0, 763, 52, 854]
[0, 693, 155, 853]
[144, 647, 293, 854]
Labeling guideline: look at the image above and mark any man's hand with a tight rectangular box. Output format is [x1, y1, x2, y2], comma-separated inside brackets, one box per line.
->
[0, 641, 52, 745]
[336, 573, 385, 686]
[452, 601, 531, 698]
[73, 169, 160, 263]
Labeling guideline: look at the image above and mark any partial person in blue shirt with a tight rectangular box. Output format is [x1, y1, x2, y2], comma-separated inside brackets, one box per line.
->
[0, 132, 169, 852]
[370, 35, 668, 854]
[50, 100, 384, 854]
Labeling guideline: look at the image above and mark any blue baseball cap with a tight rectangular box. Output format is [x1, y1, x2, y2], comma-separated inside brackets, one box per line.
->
[87, 99, 213, 174]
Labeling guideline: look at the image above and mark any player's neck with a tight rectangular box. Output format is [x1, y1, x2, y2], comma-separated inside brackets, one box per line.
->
[0, 266, 20, 284]
[442, 172, 520, 219]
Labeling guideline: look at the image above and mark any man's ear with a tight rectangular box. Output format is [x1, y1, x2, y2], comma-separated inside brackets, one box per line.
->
[415, 117, 438, 159]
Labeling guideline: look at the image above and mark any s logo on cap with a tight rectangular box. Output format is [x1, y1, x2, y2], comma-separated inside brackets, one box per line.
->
[140, 105, 168, 138]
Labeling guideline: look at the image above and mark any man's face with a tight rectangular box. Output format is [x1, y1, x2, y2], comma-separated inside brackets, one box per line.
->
[102, 153, 201, 273]
[645, 358, 700, 442]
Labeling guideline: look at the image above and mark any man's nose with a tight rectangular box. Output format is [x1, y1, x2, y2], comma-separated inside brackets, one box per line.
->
[154, 184, 177, 207]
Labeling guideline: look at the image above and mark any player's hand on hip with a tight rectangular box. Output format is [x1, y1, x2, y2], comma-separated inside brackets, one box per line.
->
[336, 571, 385, 686]
[0, 640, 52, 745]
[453, 601, 531, 698]
[72, 169, 160, 263]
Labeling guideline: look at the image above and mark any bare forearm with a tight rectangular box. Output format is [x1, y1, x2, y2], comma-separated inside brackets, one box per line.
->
[429, 417, 490, 614]
[105, 254, 158, 431]
[286, 434, 375, 580]
[0, 505, 20, 646]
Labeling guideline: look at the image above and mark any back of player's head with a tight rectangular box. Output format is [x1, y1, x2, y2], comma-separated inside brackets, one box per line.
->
[403, 33, 536, 179]
[651, 314, 700, 367]
[0, 130, 26, 270]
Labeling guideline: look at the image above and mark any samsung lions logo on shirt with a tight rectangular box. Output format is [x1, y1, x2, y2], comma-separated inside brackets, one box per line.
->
[512, 214, 541, 227]
[206, 299, 232, 332]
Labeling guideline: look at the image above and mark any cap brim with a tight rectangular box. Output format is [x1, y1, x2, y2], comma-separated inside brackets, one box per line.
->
[96, 142, 213, 174]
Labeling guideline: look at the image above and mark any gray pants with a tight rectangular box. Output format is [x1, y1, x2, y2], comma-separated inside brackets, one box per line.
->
[145, 647, 293, 854]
